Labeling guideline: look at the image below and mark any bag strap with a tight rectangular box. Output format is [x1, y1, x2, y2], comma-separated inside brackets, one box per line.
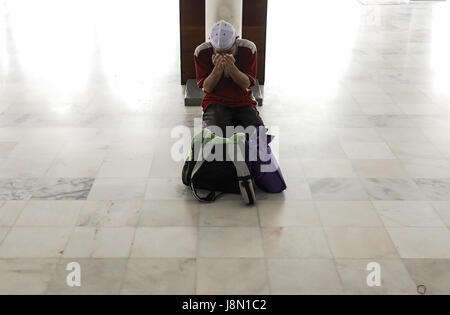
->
[189, 143, 224, 203]
[191, 186, 224, 202]
[189, 156, 224, 202]
[190, 139, 256, 205]
[232, 145, 256, 205]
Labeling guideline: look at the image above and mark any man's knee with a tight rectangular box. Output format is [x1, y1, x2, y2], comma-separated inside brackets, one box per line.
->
[202, 104, 233, 135]
[233, 106, 264, 129]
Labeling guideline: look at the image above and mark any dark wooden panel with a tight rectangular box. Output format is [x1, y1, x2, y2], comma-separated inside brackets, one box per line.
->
[180, 0, 205, 84]
[242, 0, 268, 84]
[181, 52, 197, 83]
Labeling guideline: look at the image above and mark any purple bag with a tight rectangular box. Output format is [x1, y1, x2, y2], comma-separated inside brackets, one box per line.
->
[245, 126, 287, 193]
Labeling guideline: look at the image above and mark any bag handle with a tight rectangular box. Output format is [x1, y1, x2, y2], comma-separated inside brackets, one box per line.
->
[232, 144, 256, 205]
[190, 184, 224, 202]
[189, 144, 224, 203]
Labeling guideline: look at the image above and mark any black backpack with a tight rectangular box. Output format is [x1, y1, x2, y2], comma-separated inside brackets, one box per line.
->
[182, 131, 256, 205]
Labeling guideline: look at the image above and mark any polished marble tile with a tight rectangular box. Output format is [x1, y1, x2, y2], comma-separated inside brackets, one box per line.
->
[433, 141, 450, 159]
[411, 118, 450, 130]
[256, 178, 312, 201]
[0, 178, 34, 200]
[301, 159, 356, 178]
[77, 200, 142, 227]
[278, 159, 305, 180]
[0, 201, 27, 226]
[263, 227, 331, 258]
[367, 115, 414, 128]
[335, 259, 416, 294]
[258, 201, 320, 227]
[197, 258, 269, 295]
[352, 93, 395, 105]
[106, 141, 154, 160]
[46, 258, 127, 295]
[286, 127, 338, 143]
[421, 127, 450, 143]
[336, 128, 381, 142]
[88, 178, 146, 200]
[0, 142, 17, 158]
[267, 259, 342, 292]
[387, 228, 450, 259]
[373, 201, 445, 228]
[362, 178, 425, 200]
[316, 201, 382, 227]
[0, 227, 72, 258]
[321, 103, 363, 116]
[352, 159, 409, 178]
[115, 127, 158, 143]
[45, 158, 103, 178]
[402, 259, 450, 295]
[282, 140, 347, 160]
[344, 82, 385, 94]
[0, 228, 9, 244]
[31, 178, 95, 200]
[8, 140, 63, 159]
[0, 158, 54, 178]
[359, 104, 403, 115]
[308, 178, 368, 201]
[376, 128, 429, 143]
[0, 259, 58, 294]
[198, 227, 263, 258]
[131, 227, 197, 258]
[341, 141, 396, 159]
[121, 258, 196, 295]
[401, 159, 450, 179]
[199, 200, 258, 227]
[64, 227, 135, 258]
[329, 115, 374, 128]
[139, 200, 199, 227]
[149, 152, 186, 179]
[0, 129, 25, 142]
[415, 179, 450, 201]
[97, 159, 151, 178]
[145, 178, 191, 201]
[397, 103, 441, 115]
[16, 200, 83, 227]
[325, 227, 399, 259]
[431, 202, 450, 228]
[388, 142, 443, 160]
[58, 141, 110, 159]
[390, 92, 432, 105]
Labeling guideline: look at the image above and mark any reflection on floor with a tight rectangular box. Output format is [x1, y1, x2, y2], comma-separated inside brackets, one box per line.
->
[1, 0, 450, 294]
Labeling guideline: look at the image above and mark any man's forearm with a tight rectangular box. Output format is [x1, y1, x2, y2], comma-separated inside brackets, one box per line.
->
[203, 67, 223, 93]
[228, 65, 251, 90]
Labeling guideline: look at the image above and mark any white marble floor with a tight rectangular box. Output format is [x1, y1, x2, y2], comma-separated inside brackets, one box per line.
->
[1, 0, 450, 294]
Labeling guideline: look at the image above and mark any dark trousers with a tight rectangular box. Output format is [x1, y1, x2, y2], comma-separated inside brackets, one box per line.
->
[202, 104, 264, 136]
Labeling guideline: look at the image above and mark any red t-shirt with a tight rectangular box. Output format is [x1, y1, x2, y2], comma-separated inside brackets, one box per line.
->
[194, 39, 258, 111]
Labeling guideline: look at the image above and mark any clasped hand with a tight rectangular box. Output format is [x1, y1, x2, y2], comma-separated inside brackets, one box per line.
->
[212, 54, 236, 73]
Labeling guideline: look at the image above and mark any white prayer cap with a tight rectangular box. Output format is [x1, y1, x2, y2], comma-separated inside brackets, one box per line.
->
[210, 20, 236, 51]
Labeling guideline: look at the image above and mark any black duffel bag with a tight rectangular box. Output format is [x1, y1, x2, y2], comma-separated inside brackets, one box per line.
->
[182, 131, 256, 205]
